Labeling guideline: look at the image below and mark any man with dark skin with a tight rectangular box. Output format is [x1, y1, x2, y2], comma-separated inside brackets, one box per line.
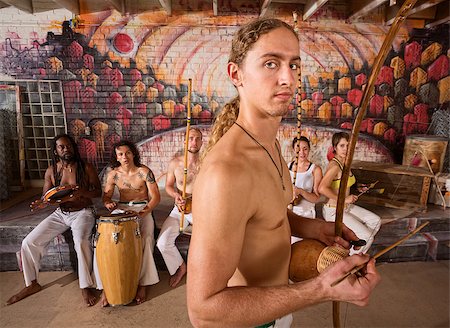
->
[7, 134, 101, 306]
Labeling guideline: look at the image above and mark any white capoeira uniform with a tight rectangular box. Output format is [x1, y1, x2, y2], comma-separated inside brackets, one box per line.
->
[20, 207, 95, 289]
[156, 205, 193, 275]
[322, 158, 381, 255]
[258, 314, 293, 328]
[289, 162, 317, 244]
[323, 203, 381, 255]
[93, 201, 159, 289]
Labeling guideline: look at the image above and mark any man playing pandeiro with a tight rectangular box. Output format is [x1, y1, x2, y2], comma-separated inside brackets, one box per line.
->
[7, 134, 101, 306]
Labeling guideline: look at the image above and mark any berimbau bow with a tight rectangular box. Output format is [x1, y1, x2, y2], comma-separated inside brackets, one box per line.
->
[180, 78, 192, 233]
[290, 11, 302, 209]
[332, 1, 418, 327]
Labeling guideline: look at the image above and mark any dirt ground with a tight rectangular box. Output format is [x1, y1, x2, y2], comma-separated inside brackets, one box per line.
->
[0, 261, 449, 327]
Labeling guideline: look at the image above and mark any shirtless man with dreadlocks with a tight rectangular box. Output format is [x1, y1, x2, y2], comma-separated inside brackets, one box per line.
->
[7, 134, 101, 306]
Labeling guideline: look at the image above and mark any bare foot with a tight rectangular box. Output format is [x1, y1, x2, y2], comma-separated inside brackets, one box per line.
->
[82, 288, 96, 306]
[169, 262, 187, 288]
[6, 282, 42, 305]
[99, 291, 109, 307]
[135, 285, 147, 305]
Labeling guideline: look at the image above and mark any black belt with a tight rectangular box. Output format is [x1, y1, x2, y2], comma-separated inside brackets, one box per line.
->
[118, 201, 147, 205]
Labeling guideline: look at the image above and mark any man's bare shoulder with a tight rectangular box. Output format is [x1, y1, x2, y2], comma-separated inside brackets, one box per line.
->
[137, 164, 151, 172]
[200, 146, 251, 188]
[106, 166, 120, 176]
[168, 155, 184, 167]
[137, 165, 157, 183]
[84, 162, 98, 173]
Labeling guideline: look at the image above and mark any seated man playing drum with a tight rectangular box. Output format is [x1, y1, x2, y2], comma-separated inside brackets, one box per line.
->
[95, 140, 160, 306]
[7, 134, 102, 306]
[156, 127, 203, 288]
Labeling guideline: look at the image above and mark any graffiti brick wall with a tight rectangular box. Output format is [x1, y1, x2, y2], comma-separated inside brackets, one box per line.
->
[138, 124, 393, 186]
[0, 4, 448, 178]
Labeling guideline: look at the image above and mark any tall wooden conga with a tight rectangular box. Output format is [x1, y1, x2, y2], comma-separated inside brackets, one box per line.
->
[96, 212, 142, 306]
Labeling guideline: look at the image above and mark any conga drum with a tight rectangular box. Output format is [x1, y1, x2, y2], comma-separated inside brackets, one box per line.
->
[95, 212, 142, 306]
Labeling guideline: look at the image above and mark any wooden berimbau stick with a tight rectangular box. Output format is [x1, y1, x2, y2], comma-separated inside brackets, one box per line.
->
[331, 221, 430, 287]
[180, 78, 192, 233]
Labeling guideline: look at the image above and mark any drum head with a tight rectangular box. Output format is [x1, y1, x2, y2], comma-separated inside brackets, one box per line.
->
[99, 211, 138, 221]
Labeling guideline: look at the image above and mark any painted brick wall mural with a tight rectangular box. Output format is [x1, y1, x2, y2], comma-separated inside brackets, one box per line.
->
[0, 4, 448, 179]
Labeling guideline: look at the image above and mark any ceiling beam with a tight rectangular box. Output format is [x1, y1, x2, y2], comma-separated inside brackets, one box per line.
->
[348, 0, 389, 21]
[53, 0, 80, 14]
[385, 0, 447, 25]
[1, 0, 33, 13]
[0, 1, 9, 9]
[425, 0, 449, 27]
[106, 0, 125, 14]
[212, 0, 218, 16]
[303, 0, 329, 20]
[260, 0, 272, 17]
[409, 5, 437, 19]
[159, 0, 172, 15]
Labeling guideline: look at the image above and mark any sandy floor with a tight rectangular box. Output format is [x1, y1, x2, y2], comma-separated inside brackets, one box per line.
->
[0, 261, 448, 328]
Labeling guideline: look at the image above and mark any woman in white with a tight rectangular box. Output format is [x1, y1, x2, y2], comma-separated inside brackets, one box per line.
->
[289, 136, 323, 243]
[318, 132, 381, 255]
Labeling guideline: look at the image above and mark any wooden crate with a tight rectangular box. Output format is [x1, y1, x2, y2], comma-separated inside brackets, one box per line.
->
[351, 160, 433, 211]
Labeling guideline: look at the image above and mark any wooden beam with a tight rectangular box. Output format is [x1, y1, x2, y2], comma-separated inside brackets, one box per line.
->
[425, 0, 449, 27]
[409, 6, 437, 19]
[0, 1, 10, 10]
[53, 0, 80, 14]
[385, 0, 447, 25]
[1, 0, 33, 13]
[303, 0, 329, 20]
[159, 0, 172, 15]
[213, 0, 218, 16]
[260, 0, 272, 17]
[106, 0, 125, 14]
[348, 0, 388, 21]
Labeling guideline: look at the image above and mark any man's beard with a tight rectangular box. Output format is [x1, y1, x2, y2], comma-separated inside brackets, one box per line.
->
[188, 148, 200, 154]
[59, 154, 74, 162]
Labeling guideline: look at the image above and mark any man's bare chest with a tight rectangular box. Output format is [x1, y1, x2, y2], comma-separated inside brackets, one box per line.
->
[114, 171, 146, 192]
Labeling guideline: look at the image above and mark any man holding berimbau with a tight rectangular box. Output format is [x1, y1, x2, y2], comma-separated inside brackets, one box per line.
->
[7, 134, 101, 306]
[156, 127, 203, 288]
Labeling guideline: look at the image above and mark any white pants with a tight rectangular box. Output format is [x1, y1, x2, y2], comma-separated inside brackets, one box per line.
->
[291, 203, 316, 244]
[20, 207, 95, 289]
[93, 202, 159, 289]
[156, 206, 192, 275]
[322, 204, 381, 254]
[260, 314, 293, 328]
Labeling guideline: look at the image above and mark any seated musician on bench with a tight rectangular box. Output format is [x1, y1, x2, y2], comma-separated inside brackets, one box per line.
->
[95, 140, 160, 306]
[7, 134, 101, 306]
[156, 127, 203, 288]
[319, 132, 381, 255]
